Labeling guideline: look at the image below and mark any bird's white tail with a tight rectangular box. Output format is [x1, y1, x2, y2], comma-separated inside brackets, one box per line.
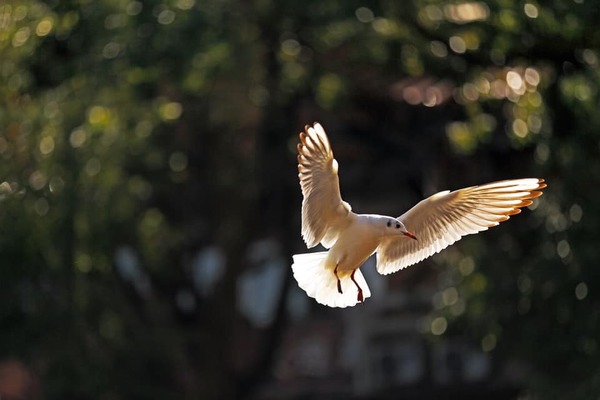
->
[292, 252, 371, 308]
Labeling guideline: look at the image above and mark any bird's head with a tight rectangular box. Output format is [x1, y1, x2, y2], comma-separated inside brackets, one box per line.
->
[384, 218, 417, 240]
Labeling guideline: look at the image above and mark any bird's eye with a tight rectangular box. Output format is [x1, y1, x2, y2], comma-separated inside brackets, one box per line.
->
[386, 221, 391, 227]
[396, 223, 400, 229]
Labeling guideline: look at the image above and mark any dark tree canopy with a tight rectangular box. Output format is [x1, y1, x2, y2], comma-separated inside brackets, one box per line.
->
[0, 0, 599, 398]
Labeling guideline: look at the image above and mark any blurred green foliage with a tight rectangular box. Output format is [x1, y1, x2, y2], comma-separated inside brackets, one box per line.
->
[1, 0, 600, 398]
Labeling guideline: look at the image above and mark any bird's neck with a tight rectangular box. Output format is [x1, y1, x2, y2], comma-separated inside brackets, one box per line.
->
[356, 214, 389, 236]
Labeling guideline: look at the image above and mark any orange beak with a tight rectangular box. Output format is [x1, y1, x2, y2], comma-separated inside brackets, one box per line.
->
[403, 231, 417, 240]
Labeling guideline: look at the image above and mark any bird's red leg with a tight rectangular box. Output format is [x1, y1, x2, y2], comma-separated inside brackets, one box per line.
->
[350, 270, 364, 302]
[334, 264, 342, 294]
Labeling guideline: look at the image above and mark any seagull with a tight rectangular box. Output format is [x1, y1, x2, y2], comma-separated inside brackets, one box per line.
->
[292, 122, 546, 308]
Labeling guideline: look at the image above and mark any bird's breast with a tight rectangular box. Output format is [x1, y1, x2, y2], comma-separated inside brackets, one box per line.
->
[327, 221, 381, 271]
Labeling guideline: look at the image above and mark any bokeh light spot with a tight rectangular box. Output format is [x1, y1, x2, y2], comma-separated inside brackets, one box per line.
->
[70, 127, 87, 148]
[512, 119, 528, 138]
[575, 282, 588, 300]
[524, 3, 538, 18]
[36, 17, 54, 37]
[127, 1, 143, 16]
[430, 40, 448, 58]
[524, 67, 540, 86]
[442, 287, 459, 306]
[85, 158, 102, 176]
[481, 334, 497, 352]
[569, 204, 583, 222]
[506, 71, 523, 91]
[176, 0, 195, 10]
[160, 102, 183, 120]
[158, 9, 176, 25]
[281, 39, 300, 57]
[431, 317, 447, 335]
[34, 197, 49, 216]
[355, 7, 374, 23]
[39, 136, 55, 155]
[49, 176, 65, 194]
[29, 170, 47, 190]
[88, 106, 110, 126]
[449, 36, 466, 54]
[556, 240, 570, 259]
[12, 26, 31, 47]
[76, 253, 93, 273]
[459, 257, 475, 276]
[103, 42, 121, 59]
[582, 49, 598, 66]
[169, 152, 188, 172]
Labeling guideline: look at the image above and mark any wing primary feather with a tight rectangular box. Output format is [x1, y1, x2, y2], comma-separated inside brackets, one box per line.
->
[297, 123, 353, 249]
[376, 178, 546, 275]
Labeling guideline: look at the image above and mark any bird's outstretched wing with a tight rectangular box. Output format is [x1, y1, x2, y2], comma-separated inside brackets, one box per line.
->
[297, 123, 353, 248]
[376, 178, 546, 274]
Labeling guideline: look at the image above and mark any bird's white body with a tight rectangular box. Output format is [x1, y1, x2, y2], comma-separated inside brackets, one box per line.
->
[293, 123, 546, 308]
[327, 214, 375, 270]
[326, 214, 400, 271]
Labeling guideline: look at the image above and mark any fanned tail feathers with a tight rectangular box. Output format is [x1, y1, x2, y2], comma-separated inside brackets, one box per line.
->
[292, 252, 371, 308]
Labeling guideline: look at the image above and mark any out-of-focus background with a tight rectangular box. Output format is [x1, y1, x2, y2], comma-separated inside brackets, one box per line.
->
[1, 0, 598, 398]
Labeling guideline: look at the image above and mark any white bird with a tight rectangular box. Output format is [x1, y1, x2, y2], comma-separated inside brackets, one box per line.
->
[292, 122, 546, 308]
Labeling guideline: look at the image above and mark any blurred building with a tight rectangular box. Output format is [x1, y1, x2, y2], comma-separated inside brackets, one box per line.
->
[234, 244, 524, 399]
